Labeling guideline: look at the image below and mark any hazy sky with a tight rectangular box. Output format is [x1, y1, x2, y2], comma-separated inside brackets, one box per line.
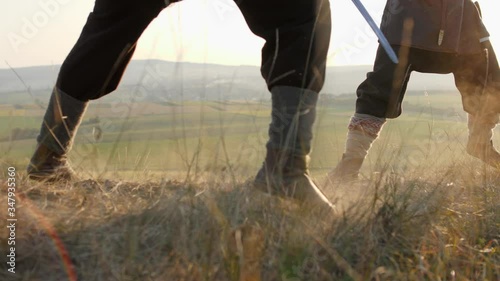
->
[1, 0, 499, 68]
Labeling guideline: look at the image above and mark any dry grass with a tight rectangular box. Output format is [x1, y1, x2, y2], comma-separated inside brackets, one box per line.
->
[0, 160, 499, 281]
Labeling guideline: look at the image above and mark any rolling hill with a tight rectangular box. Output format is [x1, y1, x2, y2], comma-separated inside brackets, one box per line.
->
[0, 60, 457, 104]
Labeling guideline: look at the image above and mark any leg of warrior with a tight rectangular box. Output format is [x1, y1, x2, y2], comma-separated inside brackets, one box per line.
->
[27, 0, 167, 181]
[329, 45, 412, 182]
[467, 113, 500, 167]
[456, 40, 500, 168]
[237, 0, 334, 209]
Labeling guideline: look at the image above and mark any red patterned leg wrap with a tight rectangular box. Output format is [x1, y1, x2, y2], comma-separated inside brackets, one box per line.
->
[348, 115, 386, 138]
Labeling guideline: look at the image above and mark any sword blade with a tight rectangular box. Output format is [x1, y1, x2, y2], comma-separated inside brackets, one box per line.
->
[351, 0, 399, 64]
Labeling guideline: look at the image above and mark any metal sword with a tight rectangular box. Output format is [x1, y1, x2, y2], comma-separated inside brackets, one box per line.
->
[351, 0, 399, 64]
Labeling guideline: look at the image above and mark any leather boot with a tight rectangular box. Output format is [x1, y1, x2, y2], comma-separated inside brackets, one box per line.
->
[253, 86, 334, 210]
[27, 88, 88, 181]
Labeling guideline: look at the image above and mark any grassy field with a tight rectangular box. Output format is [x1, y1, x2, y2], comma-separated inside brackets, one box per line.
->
[0, 91, 499, 280]
[0, 91, 478, 179]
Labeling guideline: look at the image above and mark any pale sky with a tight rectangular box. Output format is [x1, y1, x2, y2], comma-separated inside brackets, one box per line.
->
[1, 0, 499, 68]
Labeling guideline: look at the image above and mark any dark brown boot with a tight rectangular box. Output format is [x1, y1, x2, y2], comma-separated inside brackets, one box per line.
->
[27, 88, 88, 182]
[254, 154, 332, 207]
[252, 86, 334, 210]
[282, 156, 333, 208]
[27, 143, 76, 182]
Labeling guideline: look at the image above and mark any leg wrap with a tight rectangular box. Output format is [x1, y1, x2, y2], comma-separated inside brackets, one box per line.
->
[329, 114, 386, 181]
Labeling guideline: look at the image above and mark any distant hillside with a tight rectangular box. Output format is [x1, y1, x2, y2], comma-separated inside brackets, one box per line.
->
[0, 60, 457, 103]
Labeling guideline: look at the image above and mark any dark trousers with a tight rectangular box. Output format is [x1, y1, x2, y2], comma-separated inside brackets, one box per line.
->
[57, 0, 331, 101]
[356, 42, 500, 118]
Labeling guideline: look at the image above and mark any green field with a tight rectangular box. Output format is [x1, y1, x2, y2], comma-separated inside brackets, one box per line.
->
[0, 90, 486, 182]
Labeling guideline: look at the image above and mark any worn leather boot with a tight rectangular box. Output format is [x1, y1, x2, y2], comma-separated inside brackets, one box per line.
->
[253, 86, 334, 210]
[27, 88, 88, 181]
[28, 143, 76, 182]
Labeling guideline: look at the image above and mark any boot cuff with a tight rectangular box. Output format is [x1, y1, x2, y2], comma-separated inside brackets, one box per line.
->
[271, 86, 318, 108]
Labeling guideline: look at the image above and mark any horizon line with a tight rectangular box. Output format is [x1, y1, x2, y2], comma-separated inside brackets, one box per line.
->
[1, 59, 373, 71]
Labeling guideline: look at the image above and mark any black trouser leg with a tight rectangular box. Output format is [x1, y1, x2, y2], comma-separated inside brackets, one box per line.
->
[236, 0, 331, 92]
[355, 45, 413, 119]
[454, 40, 500, 167]
[454, 40, 500, 115]
[57, 0, 166, 101]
